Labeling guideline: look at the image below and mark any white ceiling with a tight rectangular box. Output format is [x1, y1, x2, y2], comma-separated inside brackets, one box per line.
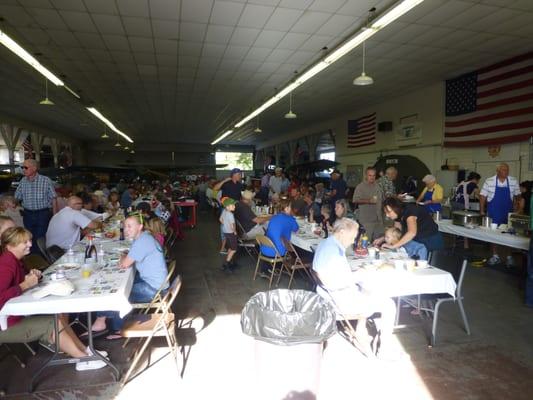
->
[0, 0, 532, 147]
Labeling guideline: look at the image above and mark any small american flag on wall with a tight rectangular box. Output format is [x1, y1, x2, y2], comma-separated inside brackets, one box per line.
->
[22, 136, 33, 159]
[444, 52, 533, 147]
[347, 112, 376, 148]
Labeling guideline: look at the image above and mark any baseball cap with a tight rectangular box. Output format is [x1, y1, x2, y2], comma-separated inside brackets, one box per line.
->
[230, 168, 242, 176]
[222, 197, 236, 207]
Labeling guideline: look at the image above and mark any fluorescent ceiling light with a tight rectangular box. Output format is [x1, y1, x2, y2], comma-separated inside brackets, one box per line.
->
[222, 0, 425, 143]
[87, 107, 134, 143]
[64, 85, 80, 99]
[0, 29, 64, 86]
[211, 130, 233, 145]
[371, 0, 425, 29]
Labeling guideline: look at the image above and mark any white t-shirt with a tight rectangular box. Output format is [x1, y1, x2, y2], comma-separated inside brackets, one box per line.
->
[80, 209, 102, 220]
[46, 207, 92, 250]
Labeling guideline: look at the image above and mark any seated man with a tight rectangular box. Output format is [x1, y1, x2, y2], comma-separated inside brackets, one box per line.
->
[289, 188, 307, 217]
[313, 218, 400, 360]
[88, 213, 169, 339]
[234, 190, 270, 240]
[259, 199, 298, 275]
[79, 192, 109, 221]
[46, 196, 101, 250]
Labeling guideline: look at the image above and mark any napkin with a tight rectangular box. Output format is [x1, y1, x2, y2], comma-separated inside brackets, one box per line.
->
[32, 279, 75, 299]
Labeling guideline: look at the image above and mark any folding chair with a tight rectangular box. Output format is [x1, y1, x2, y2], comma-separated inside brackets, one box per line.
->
[309, 270, 376, 357]
[121, 275, 183, 385]
[253, 235, 284, 289]
[36, 237, 52, 264]
[278, 238, 314, 289]
[235, 219, 258, 261]
[419, 259, 471, 346]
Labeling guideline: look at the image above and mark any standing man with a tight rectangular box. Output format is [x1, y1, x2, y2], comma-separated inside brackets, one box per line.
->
[377, 166, 398, 199]
[329, 169, 347, 205]
[479, 163, 521, 265]
[352, 167, 383, 240]
[268, 167, 284, 195]
[214, 168, 244, 201]
[15, 159, 57, 253]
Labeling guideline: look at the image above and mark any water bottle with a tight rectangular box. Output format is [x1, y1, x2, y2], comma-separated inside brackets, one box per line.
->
[361, 234, 369, 249]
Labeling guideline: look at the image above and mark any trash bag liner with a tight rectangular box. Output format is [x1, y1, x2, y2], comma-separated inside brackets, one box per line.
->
[241, 289, 336, 346]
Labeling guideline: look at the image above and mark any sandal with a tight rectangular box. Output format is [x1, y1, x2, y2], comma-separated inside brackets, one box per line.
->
[80, 329, 108, 339]
[105, 332, 123, 340]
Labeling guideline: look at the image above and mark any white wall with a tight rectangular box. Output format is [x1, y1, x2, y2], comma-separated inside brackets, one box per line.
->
[261, 81, 532, 183]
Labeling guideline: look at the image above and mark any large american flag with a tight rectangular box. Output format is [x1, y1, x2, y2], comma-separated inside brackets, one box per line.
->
[444, 52, 533, 147]
[347, 112, 376, 148]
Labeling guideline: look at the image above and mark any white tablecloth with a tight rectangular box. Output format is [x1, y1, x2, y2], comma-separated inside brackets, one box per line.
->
[349, 260, 457, 298]
[291, 219, 323, 252]
[437, 219, 529, 251]
[0, 239, 134, 330]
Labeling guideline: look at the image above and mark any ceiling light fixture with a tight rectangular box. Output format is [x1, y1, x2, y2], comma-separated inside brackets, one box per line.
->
[87, 107, 134, 143]
[39, 79, 54, 105]
[130, 149, 135, 154]
[124, 145, 130, 150]
[0, 29, 64, 86]
[211, 129, 234, 145]
[225, 0, 425, 141]
[254, 117, 262, 133]
[353, 41, 374, 86]
[284, 92, 297, 119]
[114, 134, 122, 147]
[101, 125, 109, 139]
[64, 85, 80, 99]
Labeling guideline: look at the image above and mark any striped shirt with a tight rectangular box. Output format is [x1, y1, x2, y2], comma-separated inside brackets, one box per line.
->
[480, 175, 520, 202]
[14, 174, 56, 210]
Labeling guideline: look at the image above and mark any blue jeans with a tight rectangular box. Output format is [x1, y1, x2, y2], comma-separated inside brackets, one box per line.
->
[23, 209, 51, 254]
[97, 273, 159, 331]
[402, 240, 428, 260]
[527, 238, 533, 306]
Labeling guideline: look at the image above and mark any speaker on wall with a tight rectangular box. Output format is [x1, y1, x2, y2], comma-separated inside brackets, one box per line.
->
[378, 121, 393, 132]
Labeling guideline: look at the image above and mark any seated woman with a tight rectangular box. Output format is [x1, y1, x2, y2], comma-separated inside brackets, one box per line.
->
[373, 198, 443, 260]
[0, 216, 15, 237]
[0, 227, 107, 371]
[331, 198, 349, 225]
[106, 191, 121, 214]
[416, 175, 443, 214]
[89, 213, 169, 339]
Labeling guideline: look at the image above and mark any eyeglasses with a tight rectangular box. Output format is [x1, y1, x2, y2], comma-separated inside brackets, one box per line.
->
[22, 166, 29, 170]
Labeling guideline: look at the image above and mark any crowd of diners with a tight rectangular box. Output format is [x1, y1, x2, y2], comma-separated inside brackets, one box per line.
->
[0, 159, 199, 371]
[212, 161, 533, 348]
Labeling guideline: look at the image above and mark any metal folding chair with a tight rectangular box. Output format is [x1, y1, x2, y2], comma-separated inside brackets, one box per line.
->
[36, 237, 52, 264]
[253, 235, 284, 288]
[121, 275, 183, 385]
[420, 259, 471, 346]
[235, 219, 258, 261]
[309, 270, 376, 357]
[278, 238, 314, 289]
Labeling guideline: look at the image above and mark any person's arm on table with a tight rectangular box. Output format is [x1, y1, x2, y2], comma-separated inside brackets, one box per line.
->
[118, 254, 135, 269]
[416, 187, 427, 203]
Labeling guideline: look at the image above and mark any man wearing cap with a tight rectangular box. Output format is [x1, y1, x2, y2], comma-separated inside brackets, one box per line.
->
[235, 190, 271, 240]
[269, 167, 284, 195]
[329, 169, 347, 205]
[214, 168, 245, 201]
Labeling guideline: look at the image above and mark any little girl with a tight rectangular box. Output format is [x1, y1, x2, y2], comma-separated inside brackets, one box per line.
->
[145, 217, 166, 246]
[384, 227, 428, 260]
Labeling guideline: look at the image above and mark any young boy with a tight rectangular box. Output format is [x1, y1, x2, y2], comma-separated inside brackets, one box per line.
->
[384, 227, 428, 260]
[220, 197, 238, 272]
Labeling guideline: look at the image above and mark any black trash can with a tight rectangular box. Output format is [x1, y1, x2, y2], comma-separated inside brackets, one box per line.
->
[241, 289, 337, 400]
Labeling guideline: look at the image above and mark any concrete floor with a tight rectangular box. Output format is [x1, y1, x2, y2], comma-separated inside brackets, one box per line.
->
[1, 212, 533, 399]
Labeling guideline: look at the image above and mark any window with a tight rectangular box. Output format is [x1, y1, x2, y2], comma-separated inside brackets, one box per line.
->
[215, 151, 253, 171]
[319, 151, 335, 161]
